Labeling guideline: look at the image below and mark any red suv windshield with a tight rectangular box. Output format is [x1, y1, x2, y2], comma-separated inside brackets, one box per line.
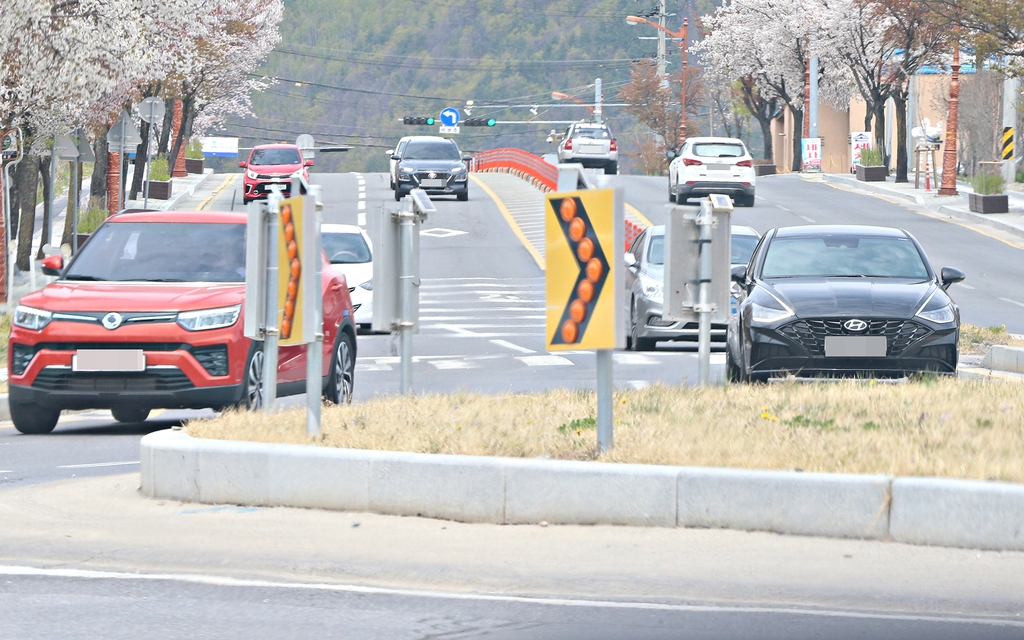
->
[250, 148, 301, 165]
[64, 222, 246, 283]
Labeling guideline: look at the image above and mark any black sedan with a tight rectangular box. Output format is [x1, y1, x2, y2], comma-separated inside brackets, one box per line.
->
[727, 225, 964, 381]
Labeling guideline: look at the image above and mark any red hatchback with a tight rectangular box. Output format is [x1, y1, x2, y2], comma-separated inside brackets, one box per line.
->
[240, 144, 311, 204]
[8, 210, 356, 434]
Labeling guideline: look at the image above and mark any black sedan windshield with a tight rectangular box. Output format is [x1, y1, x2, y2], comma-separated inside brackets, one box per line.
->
[250, 148, 300, 165]
[761, 235, 928, 279]
[404, 141, 460, 160]
[65, 222, 246, 283]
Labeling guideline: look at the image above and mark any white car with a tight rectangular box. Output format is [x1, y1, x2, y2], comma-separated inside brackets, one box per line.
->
[556, 122, 618, 174]
[668, 137, 756, 207]
[386, 136, 413, 190]
[322, 224, 373, 331]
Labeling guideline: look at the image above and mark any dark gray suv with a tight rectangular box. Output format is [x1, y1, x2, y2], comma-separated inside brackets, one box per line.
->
[392, 136, 469, 201]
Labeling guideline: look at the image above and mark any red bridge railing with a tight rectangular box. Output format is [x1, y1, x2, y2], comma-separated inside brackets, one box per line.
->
[471, 148, 559, 192]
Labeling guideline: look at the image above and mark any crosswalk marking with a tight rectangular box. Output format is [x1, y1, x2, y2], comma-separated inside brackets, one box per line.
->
[429, 360, 480, 370]
[489, 339, 536, 354]
[516, 355, 573, 366]
[614, 353, 659, 365]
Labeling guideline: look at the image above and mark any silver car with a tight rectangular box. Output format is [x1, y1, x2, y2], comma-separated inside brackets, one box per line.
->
[556, 122, 618, 174]
[624, 224, 760, 350]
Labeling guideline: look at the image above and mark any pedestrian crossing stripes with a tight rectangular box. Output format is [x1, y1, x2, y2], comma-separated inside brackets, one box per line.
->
[354, 350, 707, 372]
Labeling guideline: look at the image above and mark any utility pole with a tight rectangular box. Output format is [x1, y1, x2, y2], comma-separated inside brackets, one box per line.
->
[657, 0, 667, 82]
[679, 18, 689, 148]
[594, 78, 603, 124]
[1002, 74, 1018, 186]
[939, 33, 961, 196]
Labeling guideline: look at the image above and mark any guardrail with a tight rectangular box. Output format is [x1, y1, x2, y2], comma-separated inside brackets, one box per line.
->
[472, 148, 559, 192]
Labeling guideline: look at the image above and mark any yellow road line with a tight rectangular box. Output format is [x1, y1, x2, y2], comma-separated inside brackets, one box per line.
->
[625, 203, 652, 227]
[197, 174, 239, 211]
[470, 174, 545, 271]
[822, 181, 1024, 252]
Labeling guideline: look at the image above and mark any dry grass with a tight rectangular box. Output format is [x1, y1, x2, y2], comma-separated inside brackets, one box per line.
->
[189, 378, 1024, 482]
[960, 323, 1024, 355]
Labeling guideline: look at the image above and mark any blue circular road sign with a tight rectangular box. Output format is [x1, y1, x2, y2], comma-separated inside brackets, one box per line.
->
[440, 108, 461, 127]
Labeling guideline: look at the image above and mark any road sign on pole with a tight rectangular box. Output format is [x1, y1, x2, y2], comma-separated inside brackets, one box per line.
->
[139, 98, 163, 208]
[545, 187, 623, 452]
[440, 108, 461, 127]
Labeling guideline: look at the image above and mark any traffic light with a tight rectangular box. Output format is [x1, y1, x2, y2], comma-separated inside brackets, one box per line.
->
[403, 116, 435, 125]
[464, 117, 497, 127]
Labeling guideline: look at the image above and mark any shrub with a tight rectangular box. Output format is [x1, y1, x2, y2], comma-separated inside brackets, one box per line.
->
[185, 139, 204, 160]
[971, 172, 1005, 195]
[859, 147, 883, 166]
[149, 155, 171, 182]
[77, 204, 108, 234]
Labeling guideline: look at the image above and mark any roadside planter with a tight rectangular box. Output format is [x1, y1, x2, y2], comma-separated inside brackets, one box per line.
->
[185, 158, 204, 174]
[969, 162, 1008, 214]
[147, 179, 173, 200]
[855, 164, 887, 182]
[754, 164, 777, 177]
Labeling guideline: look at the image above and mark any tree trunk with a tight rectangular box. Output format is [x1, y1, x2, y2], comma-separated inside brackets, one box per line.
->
[893, 92, 910, 183]
[88, 138, 107, 210]
[9, 160, 22, 237]
[791, 107, 804, 172]
[756, 115, 774, 161]
[61, 161, 80, 248]
[129, 119, 151, 201]
[873, 108, 887, 167]
[168, 96, 193, 177]
[16, 154, 39, 272]
[158, 98, 174, 154]
[36, 155, 51, 259]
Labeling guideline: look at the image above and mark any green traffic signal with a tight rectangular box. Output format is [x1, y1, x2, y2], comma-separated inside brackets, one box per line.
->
[486, 118, 496, 127]
[426, 117, 435, 125]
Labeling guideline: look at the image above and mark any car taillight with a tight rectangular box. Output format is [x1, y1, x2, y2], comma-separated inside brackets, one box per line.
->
[609, 140, 617, 152]
[564, 139, 573, 150]
[736, 159, 753, 167]
[683, 158, 703, 166]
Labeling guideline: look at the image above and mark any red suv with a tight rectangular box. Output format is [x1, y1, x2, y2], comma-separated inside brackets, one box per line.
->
[240, 144, 311, 204]
[8, 210, 356, 434]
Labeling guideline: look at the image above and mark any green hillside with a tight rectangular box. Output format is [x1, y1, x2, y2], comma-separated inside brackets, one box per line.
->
[226, 0, 695, 173]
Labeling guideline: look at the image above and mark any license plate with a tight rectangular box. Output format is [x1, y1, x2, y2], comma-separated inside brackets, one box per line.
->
[580, 146, 604, 155]
[420, 179, 444, 188]
[706, 163, 731, 171]
[73, 349, 146, 372]
[824, 336, 886, 357]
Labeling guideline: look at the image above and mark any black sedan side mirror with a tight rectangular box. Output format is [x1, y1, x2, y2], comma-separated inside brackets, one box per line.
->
[731, 264, 747, 284]
[391, 155, 401, 161]
[940, 266, 965, 289]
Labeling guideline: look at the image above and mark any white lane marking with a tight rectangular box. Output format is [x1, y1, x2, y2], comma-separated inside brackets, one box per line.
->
[999, 297, 1024, 308]
[777, 205, 791, 212]
[517, 355, 573, 366]
[958, 283, 975, 290]
[613, 353, 659, 365]
[423, 277, 545, 282]
[798, 215, 816, 223]
[359, 185, 366, 192]
[0, 470, 12, 473]
[420, 228, 468, 238]
[356, 363, 392, 372]
[0, 566, 1018, 628]
[357, 212, 367, 227]
[490, 339, 536, 354]
[429, 360, 480, 370]
[358, 201, 366, 210]
[425, 323, 544, 329]
[56, 460, 140, 469]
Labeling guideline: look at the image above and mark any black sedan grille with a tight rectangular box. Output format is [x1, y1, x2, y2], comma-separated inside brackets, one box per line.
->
[777, 318, 932, 357]
[32, 368, 194, 392]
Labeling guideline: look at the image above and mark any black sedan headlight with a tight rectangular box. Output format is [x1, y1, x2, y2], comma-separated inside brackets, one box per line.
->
[749, 301, 793, 325]
[916, 303, 956, 324]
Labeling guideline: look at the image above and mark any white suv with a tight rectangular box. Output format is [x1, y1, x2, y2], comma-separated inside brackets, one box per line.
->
[668, 137, 755, 207]
[556, 122, 618, 174]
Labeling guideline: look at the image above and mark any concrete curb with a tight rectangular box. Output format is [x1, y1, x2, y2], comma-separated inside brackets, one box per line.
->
[982, 346, 1024, 374]
[141, 429, 1024, 550]
[822, 174, 1024, 243]
[0, 394, 9, 422]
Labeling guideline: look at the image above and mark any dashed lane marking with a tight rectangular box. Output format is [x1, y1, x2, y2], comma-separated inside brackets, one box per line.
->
[357, 212, 366, 226]
[358, 201, 366, 210]
[999, 297, 1024, 308]
[490, 339, 536, 354]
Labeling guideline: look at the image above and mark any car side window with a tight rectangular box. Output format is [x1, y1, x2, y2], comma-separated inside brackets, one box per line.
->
[629, 231, 646, 260]
[396, 140, 408, 156]
[747, 232, 770, 276]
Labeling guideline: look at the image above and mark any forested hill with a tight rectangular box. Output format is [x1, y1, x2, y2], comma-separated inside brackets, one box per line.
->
[227, 0, 696, 173]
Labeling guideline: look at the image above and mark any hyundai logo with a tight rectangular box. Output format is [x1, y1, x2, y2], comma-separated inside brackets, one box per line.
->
[101, 312, 124, 330]
[427, 171, 437, 179]
[843, 318, 868, 333]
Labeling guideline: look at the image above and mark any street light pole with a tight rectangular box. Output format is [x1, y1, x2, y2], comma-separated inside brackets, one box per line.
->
[939, 34, 961, 196]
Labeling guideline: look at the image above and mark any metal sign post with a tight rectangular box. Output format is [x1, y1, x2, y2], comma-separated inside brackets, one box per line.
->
[304, 184, 324, 435]
[139, 97, 165, 209]
[544, 188, 624, 452]
[71, 129, 95, 255]
[371, 189, 431, 395]
[1, 128, 23, 308]
[663, 194, 732, 385]
[262, 185, 285, 409]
